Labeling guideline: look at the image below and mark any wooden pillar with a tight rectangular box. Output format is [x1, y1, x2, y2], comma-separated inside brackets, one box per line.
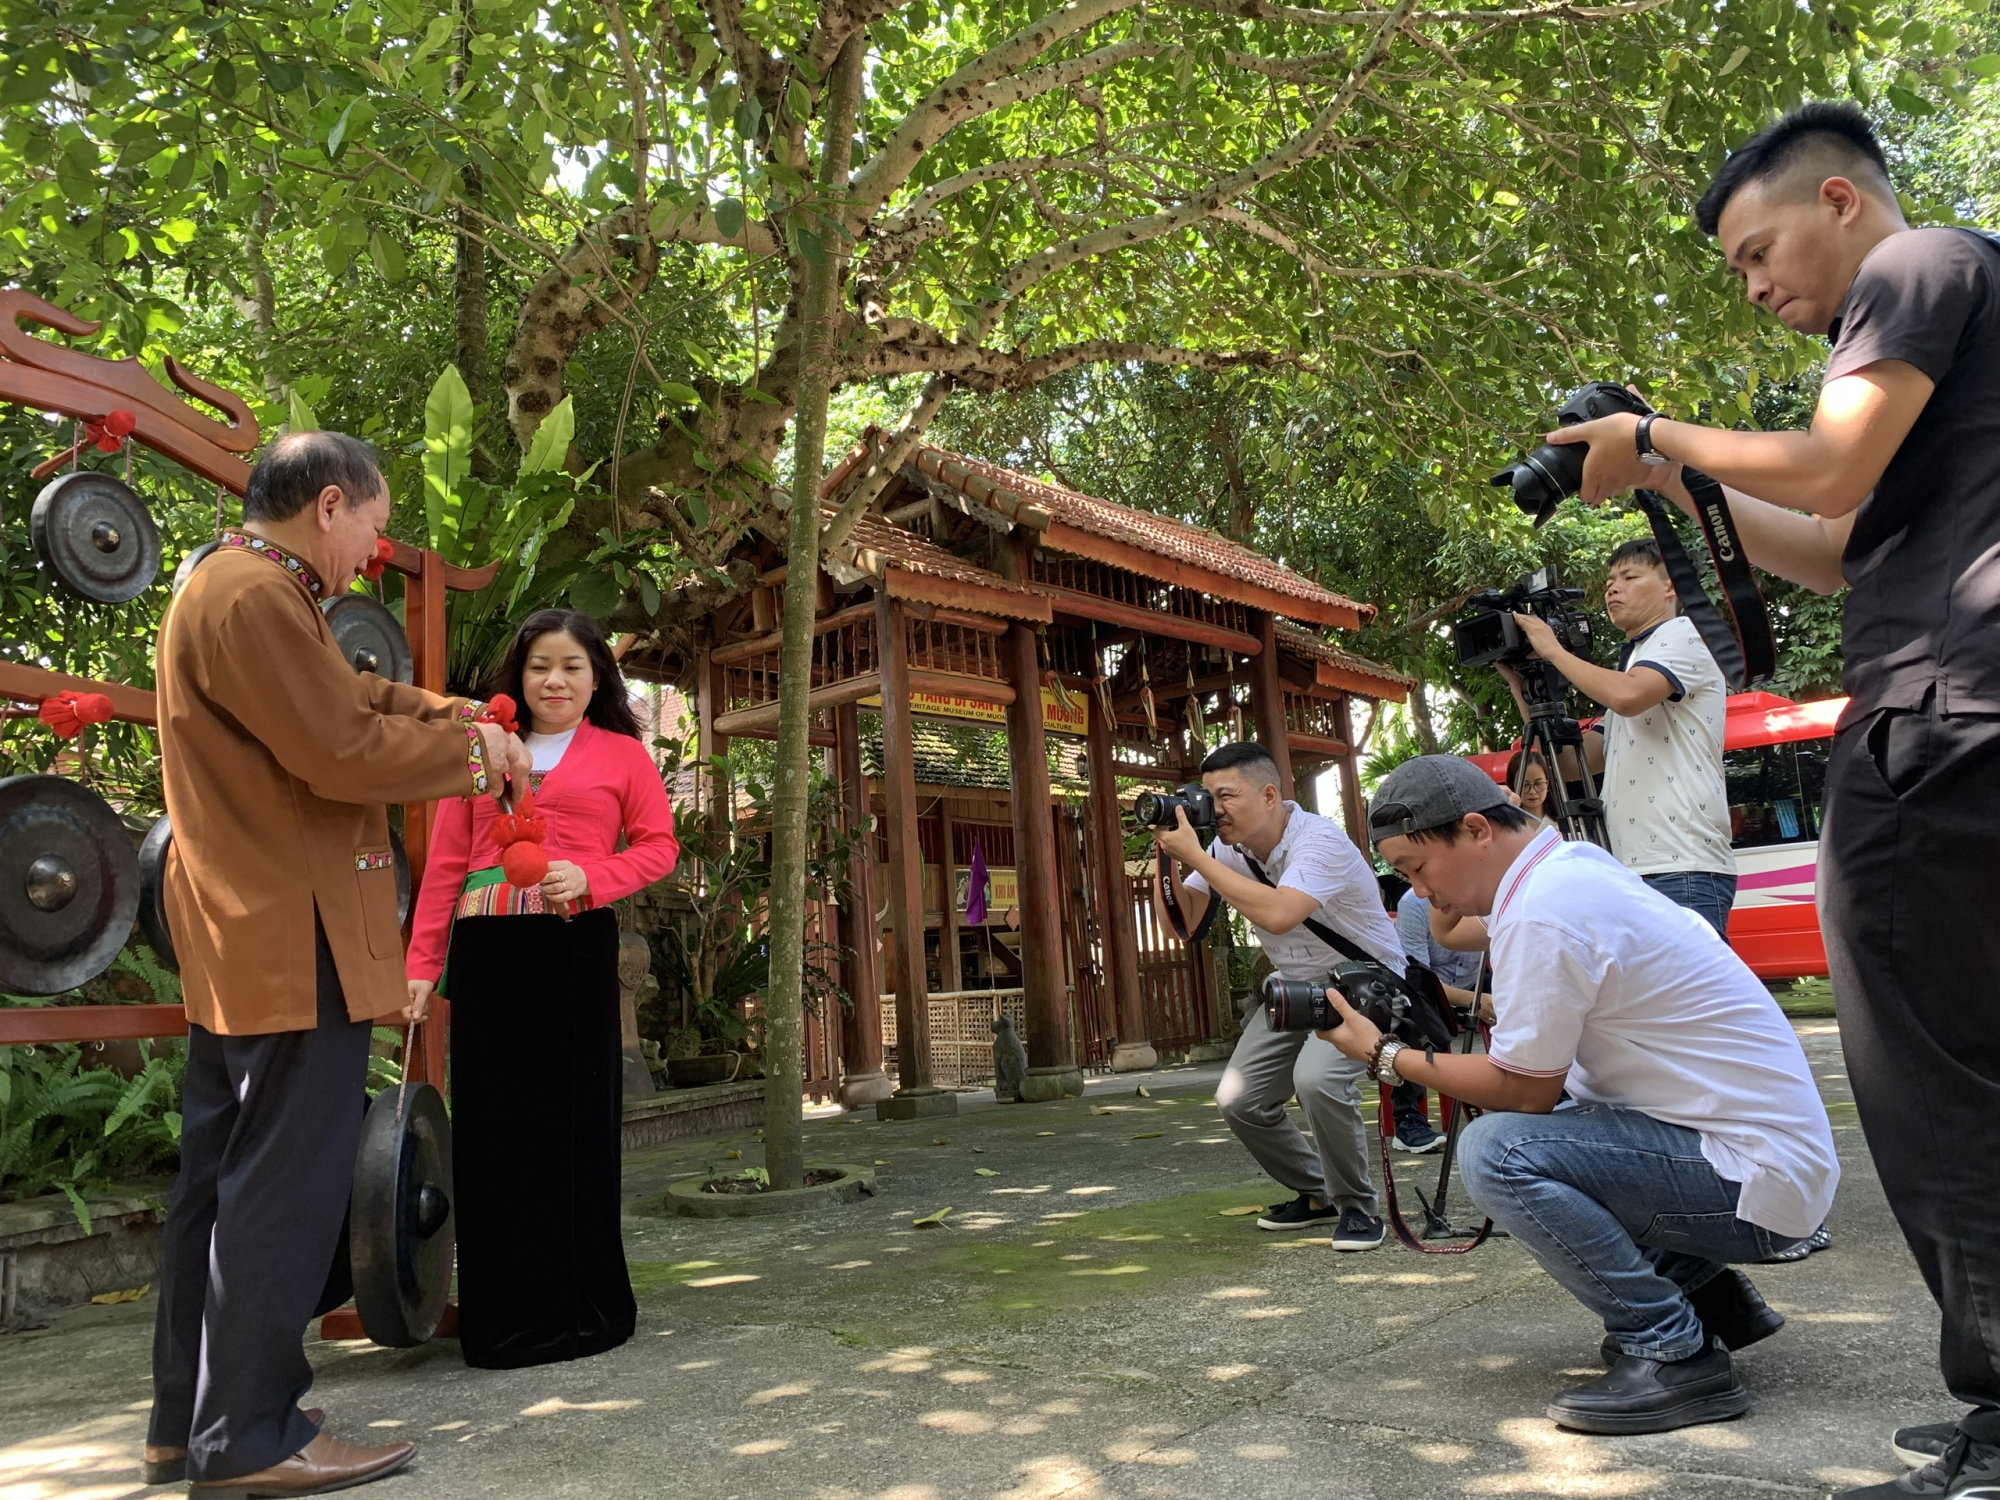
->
[1332, 695, 1369, 847]
[699, 650, 731, 835]
[1003, 620, 1083, 1099]
[1248, 609, 1296, 800]
[401, 549, 449, 1088]
[936, 796, 962, 994]
[1087, 664, 1153, 1072]
[835, 702, 889, 1109]
[874, 594, 951, 1115]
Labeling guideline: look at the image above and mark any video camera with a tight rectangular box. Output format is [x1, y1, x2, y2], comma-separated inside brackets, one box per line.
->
[1451, 565, 1593, 671]
[1131, 783, 1215, 832]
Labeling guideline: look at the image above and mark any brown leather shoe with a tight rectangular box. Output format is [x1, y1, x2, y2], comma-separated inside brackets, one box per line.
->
[145, 1411, 325, 1485]
[187, 1431, 409, 1497]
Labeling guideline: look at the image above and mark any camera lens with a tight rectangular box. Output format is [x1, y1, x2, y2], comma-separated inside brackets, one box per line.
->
[1493, 444, 1584, 526]
[1132, 791, 1164, 827]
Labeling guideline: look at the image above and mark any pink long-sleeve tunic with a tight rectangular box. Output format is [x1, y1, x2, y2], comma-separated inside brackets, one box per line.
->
[405, 719, 679, 984]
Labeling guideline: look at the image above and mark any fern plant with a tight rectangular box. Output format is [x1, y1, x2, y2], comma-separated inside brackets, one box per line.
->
[0, 1041, 184, 1230]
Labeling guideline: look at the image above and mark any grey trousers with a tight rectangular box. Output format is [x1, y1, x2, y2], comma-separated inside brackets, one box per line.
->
[149, 918, 370, 1480]
[1215, 1002, 1378, 1215]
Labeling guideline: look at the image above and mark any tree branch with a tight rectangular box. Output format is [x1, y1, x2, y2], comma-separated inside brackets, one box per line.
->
[818, 374, 957, 555]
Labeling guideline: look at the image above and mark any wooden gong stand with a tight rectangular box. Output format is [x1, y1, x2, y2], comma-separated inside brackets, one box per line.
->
[0, 293, 497, 1337]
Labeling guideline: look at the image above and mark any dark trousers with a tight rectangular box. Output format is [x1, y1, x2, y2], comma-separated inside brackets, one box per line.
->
[1821, 697, 2000, 1442]
[149, 919, 370, 1480]
[448, 909, 633, 1369]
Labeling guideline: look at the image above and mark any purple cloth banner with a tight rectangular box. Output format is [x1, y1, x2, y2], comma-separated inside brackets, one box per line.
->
[966, 839, 990, 926]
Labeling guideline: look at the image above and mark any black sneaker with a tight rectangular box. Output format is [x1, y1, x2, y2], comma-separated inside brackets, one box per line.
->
[1763, 1221, 1833, 1263]
[1330, 1207, 1385, 1252]
[1548, 1337, 1749, 1435]
[1600, 1269, 1786, 1364]
[1393, 1117, 1444, 1154]
[1836, 1433, 2000, 1497]
[1898, 1424, 1965, 1471]
[1256, 1194, 1340, 1231]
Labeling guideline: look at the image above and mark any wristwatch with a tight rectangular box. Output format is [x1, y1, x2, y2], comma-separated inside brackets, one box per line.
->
[1370, 1039, 1409, 1085]
[1635, 412, 1671, 466]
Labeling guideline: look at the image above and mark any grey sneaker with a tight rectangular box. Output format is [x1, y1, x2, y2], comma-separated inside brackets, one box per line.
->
[1836, 1433, 2000, 1497]
[1898, 1425, 1964, 1471]
[1764, 1222, 1833, 1263]
[1329, 1207, 1385, 1252]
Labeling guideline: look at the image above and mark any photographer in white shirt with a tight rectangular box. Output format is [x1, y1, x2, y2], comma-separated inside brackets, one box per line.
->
[1319, 755, 1837, 1436]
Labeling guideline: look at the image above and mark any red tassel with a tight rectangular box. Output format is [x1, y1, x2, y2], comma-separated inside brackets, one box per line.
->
[477, 693, 519, 735]
[493, 786, 549, 889]
[361, 537, 395, 581]
[38, 691, 115, 740]
[84, 409, 137, 453]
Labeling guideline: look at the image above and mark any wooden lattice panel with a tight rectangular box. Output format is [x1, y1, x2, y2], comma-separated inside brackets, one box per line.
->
[1028, 552, 1253, 634]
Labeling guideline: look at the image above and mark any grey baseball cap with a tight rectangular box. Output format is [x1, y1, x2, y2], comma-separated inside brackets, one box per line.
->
[1368, 755, 1513, 844]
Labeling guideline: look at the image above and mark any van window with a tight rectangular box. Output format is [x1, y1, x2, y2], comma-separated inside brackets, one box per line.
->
[1725, 740, 1829, 848]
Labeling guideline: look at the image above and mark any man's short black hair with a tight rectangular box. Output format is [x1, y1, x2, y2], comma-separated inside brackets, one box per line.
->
[1607, 537, 1670, 577]
[1695, 102, 1895, 236]
[1402, 800, 1538, 846]
[242, 431, 386, 523]
[1200, 741, 1284, 790]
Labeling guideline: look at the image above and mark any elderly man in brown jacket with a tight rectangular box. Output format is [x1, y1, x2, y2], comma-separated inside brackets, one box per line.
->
[145, 431, 528, 1497]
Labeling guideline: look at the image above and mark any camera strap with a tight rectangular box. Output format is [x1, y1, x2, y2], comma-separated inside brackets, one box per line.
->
[1156, 847, 1220, 944]
[1632, 477, 1775, 689]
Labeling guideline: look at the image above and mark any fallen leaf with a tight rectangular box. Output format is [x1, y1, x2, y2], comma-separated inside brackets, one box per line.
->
[913, 1207, 954, 1228]
[875, 1160, 891, 1166]
[724, 1149, 742, 1160]
[929, 1137, 951, 1146]
[1036, 1131, 1056, 1137]
[1089, 1106, 1113, 1116]
[1133, 1131, 1163, 1140]
[969, 1146, 986, 1153]
[1218, 1206, 1265, 1217]
[973, 1168, 998, 1177]
[1135, 1086, 1151, 1097]
[90, 1284, 148, 1305]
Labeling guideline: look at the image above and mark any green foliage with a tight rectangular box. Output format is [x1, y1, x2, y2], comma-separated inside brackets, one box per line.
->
[0, 1042, 184, 1227]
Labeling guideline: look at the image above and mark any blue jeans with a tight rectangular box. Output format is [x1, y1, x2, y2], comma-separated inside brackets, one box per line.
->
[1642, 870, 1738, 941]
[1459, 1103, 1804, 1361]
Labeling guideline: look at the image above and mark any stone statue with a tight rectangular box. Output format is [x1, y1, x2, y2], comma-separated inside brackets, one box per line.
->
[991, 1014, 1028, 1103]
[616, 932, 658, 1101]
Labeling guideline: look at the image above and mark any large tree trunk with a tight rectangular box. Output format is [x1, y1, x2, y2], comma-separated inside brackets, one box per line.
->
[763, 36, 866, 1191]
[1408, 677, 1441, 755]
[450, 6, 491, 471]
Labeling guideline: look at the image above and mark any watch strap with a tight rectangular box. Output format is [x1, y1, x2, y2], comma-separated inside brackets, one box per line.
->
[1635, 412, 1670, 464]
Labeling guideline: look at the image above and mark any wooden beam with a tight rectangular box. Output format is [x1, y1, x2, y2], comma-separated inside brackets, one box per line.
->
[876, 594, 934, 1092]
[0, 1004, 188, 1045]
[1038, 520, 1365, 629]
[709, 600, 878, 666]
[1114, 667, 1247, 715]
[1089, 661, 1149, 1064]
[905, 669, 1016, 705]
[835, 703, 887, 1106]
[706, 724, 838, 749]
[899, 601, 1009, 634]
[1316, 658, 1409, 703]
[883, 567, 1051, 623]
[1248, 610, 1296, 800]
[1286, 732, 1353, 759]
[1332, 695, 1368, 847]
[1004, 615, 1075, 1077]
[0, 662, 157, 726]
[713, 673, 879, 736]
[937, 798, 961, 993]
[1044, 586, 1262, 657]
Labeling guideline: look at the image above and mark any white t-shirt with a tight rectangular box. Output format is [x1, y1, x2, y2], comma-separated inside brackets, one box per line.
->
[1599, 615, 1735, 877]
[1485, 827, 1838, 1238]
[1182, 802, 1403, 979]
[525, 726, 578, 772]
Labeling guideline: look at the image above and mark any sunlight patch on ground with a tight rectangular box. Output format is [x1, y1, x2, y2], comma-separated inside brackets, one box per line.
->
[1205, 1364, 1257, 1382]
[1066, 1265, 1147, 1277]
[940, 1370, 993, 1385]
[732, 1438, 791, 1456]
[828, 1260, 872, 1269]
[0, 1417, 149, 1500]
[518, 1398, 642, 1418]
[1466, 1418, 1667, 1496]
[1410, 1442, 1475, 1464]
[745, 1382, 816, 1405]
[1065, 1187, 1118, 1197]
[919, 1409, 996, 1435]
[684, 1273, 760, 1288]
[1203, 1286, 1267, 1300]
[991, 1456, 1104, 1499]
[1234, 1306, 1300, 1320]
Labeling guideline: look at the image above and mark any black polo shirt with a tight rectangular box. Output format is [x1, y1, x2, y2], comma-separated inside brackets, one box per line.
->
[1830, 227, 2000, 721]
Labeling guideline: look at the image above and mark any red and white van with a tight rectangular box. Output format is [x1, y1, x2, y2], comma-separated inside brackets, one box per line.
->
[1470, 691, 1843, 980]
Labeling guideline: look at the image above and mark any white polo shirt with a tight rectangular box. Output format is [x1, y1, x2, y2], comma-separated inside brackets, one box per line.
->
[1485, 827, 1838, 1238]
[1182, 802, 1403, 979]
[1600, 615, 1736, 877]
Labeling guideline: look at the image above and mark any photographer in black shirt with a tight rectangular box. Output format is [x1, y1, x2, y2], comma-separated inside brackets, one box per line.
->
[1552, 104, 2000, 1499]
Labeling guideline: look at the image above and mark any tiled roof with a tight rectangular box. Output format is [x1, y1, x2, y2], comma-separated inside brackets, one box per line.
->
[1275, 624, 1412, 702]
[840, 511, 1036, 600]
[824, 433, 1372, 625]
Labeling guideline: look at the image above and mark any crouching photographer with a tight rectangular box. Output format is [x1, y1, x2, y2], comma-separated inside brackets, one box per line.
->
[1320, 755, 1838, 1435]
[1148, 741, 1406, 1249]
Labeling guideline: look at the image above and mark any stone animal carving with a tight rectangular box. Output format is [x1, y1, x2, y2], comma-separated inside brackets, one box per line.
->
[991, 1014, 1029, 1102]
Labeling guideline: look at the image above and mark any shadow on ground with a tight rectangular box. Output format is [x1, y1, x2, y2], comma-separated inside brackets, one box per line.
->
[0, 1023, 1941, 1498]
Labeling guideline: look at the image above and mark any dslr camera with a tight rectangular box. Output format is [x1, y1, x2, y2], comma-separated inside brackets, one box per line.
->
[1263, 963, 1416, 1038]
[1132, 783, 1216, 832]
[1451, 565, 1593, 670]
[1490, 380, 1651, 526]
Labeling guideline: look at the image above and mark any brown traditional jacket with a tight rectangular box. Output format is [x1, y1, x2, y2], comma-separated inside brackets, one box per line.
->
[156, 533, 490, 1035]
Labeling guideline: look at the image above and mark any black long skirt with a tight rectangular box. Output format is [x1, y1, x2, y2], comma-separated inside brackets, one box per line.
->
[445, 907, 635, 1369]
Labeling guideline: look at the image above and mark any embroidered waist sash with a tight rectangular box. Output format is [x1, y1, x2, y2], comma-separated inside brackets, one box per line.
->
[452, 864, 595, 921]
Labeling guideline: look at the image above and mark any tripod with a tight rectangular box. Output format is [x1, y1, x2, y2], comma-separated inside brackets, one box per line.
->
[1513, 659, 1609, 849]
